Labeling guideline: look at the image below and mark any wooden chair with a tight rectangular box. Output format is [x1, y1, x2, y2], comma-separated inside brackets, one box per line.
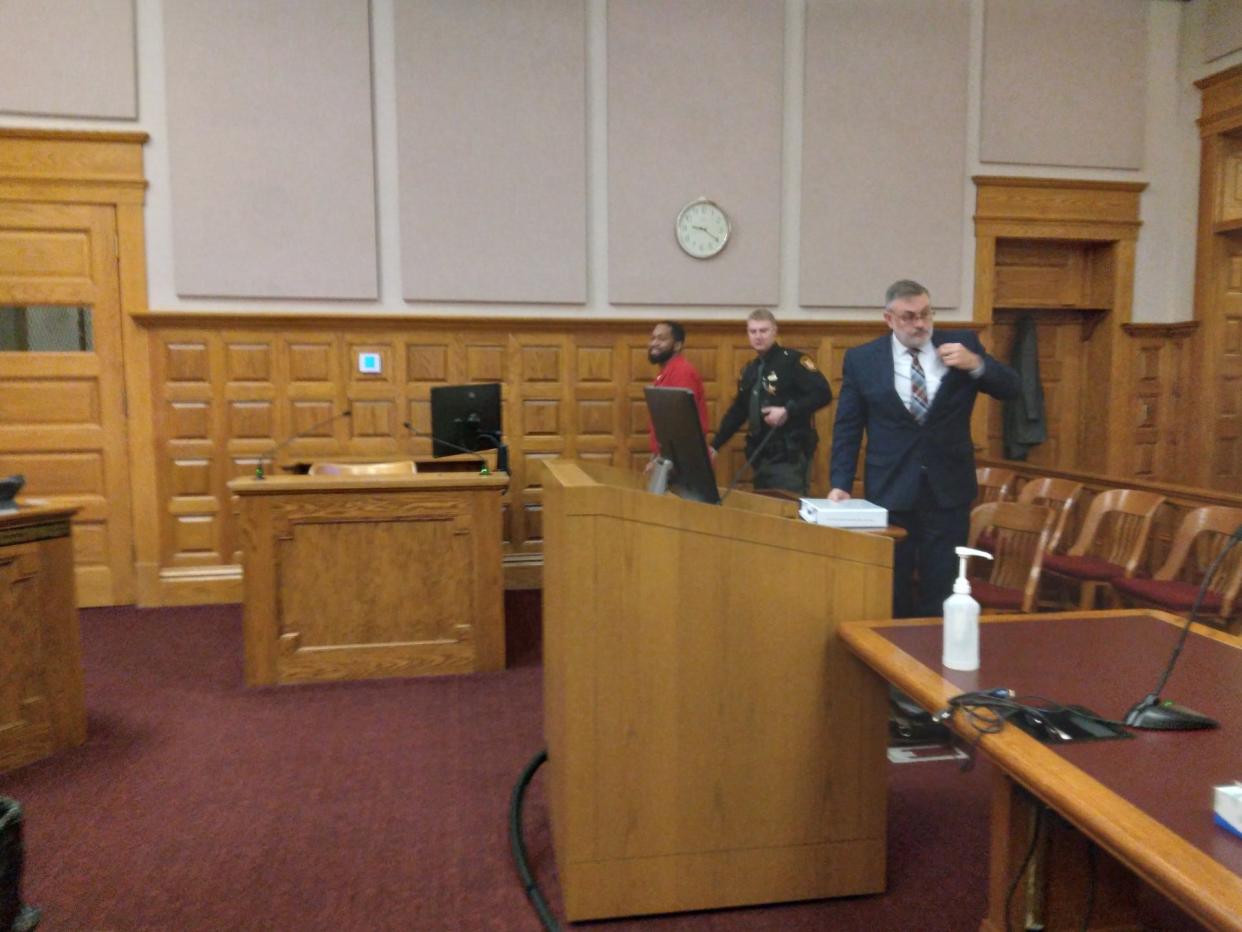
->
[1111, 505, 1242, 634]
[307, 460, 417, 476]
[967, 502, 1053, 613]
[1040, 488, 1165, 610]
[975, 467, 1016, 505]
[1015, 476, 1083, 553]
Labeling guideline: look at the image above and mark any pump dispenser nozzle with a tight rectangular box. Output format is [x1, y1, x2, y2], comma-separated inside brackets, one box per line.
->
[953, 546, 993, 594]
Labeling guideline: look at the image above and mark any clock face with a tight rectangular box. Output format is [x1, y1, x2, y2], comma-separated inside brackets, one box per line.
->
[675, 199, 730, 258]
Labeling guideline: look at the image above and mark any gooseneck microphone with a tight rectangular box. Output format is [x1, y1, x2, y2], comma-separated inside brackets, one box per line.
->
[402, 422, 491, 475]
[1122, 525, 1242, 731]
[254, 408, 351, 480]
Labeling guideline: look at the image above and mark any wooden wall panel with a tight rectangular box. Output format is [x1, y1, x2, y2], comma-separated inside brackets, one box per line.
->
[135, 314, 1192, 606]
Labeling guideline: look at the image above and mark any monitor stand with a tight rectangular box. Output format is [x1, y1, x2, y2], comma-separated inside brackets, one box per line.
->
[646, 457, 673, 495]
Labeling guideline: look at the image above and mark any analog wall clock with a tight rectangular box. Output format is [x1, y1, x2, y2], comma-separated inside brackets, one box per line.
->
[675, 198, 730, 259]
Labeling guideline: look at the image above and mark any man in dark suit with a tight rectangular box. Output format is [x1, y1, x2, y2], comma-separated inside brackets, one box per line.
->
[828, 280, 1020, 617]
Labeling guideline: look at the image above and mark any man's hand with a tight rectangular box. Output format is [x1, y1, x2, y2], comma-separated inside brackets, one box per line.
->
[828, 487, 850, 502]
[762, 406, 789, 427]
[937, 342, 981, 371]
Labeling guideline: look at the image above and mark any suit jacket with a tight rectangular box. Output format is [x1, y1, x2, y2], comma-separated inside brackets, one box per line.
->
[829, 330, 1020, 511]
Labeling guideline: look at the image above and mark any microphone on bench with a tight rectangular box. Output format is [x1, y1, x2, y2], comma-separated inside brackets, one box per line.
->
[1121, 525, 1241, 731]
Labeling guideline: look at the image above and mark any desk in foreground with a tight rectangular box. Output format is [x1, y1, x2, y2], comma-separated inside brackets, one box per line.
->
[0, 504, 85, 772]
[840, 610, 1242, 932]
[230, 472, 508, 686]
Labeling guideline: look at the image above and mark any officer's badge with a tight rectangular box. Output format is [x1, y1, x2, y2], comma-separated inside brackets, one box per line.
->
[765, 371, 778, 395]
[800, 356, 818, 371]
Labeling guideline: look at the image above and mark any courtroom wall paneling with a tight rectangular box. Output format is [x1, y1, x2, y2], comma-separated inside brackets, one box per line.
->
[162, 0, 378, 299]
[141, 316, 879, 603]
[606, 0, 783, 305]
[800, 0, 970, 308]
[1192, 66, 1242, 494]
[137, 313, 1200, 605]
[394, 0, 586, 303]
[980, 0, 1146, 170]
[0, 0, 136, 120]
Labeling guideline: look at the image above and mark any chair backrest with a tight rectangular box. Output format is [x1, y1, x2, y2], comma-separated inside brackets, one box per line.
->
[975, 467, 1016, 505]
[970, 501, 1053, 612]
[1016, 476, 1083, 553]
[1066, 488, 1165, 575]
[307, 460, 418, 476]
[1152, 505, 1242, 617]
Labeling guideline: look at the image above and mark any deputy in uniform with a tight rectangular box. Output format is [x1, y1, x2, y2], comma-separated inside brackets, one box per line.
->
[711, 308, 833, 494]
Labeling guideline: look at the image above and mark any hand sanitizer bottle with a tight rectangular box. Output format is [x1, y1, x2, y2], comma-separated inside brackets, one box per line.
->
[942, 546, 994, 671]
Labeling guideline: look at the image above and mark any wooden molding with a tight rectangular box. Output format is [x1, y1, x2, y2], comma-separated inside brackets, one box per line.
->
[1120, 321, 1198, 338]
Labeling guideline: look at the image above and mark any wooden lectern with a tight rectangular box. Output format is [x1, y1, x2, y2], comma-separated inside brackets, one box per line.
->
[230, 470, 508, 686]
[540, 460, 894, 920]
[0, 504, 85, 772]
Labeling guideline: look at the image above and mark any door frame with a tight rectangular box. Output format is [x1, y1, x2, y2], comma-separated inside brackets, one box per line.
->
[0, 128, 156, 605]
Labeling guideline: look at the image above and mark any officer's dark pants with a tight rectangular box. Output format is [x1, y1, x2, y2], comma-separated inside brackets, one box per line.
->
[887, 473, 970, 618]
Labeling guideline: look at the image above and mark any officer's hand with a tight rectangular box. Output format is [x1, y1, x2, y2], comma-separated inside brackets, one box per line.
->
[828, 488, 851, 502]
[937, 342, 981, 371]
[762, 406, 788, 427]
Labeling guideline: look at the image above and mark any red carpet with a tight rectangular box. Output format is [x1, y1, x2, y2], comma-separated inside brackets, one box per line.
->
[0, 597, 1204, 930]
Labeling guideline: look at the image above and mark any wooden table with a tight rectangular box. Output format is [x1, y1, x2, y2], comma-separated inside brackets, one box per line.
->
[839, 610, 1242, 932]
[0, 503, 85, 772]
[230, 471, 508, 686]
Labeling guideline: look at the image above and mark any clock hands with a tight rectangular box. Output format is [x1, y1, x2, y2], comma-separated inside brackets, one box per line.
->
[692, 224, 720, 244]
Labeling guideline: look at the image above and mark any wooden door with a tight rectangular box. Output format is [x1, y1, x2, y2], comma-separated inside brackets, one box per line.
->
[0, 201, 134, 605]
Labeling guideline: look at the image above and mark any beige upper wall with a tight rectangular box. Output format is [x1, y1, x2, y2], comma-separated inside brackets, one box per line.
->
[800, 0, 970, 309]
[0, 0, 1233, 322]
[1204, 0, 1242, 63]
[395, 0, 587, 304]
[980, 0, 1146, 170]
[607, 0, 784, 306]
[0, 0, 137, 119]
[163, 0, 379, 299]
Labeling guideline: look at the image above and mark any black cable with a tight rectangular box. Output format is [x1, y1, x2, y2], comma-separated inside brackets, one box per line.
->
[1081, 839, 1097, 932]
[1004, 804, 1046, 932]
[508, 748, 560, 932]
[720, 424, 781, 502]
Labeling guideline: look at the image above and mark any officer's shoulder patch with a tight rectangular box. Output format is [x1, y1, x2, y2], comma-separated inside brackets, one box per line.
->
[799, 355, 818, 372]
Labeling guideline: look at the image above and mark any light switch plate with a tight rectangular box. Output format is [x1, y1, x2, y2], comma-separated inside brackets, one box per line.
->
[358, 351, 382, 375]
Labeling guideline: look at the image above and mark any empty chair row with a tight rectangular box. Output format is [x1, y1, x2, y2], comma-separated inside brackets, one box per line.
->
[967, 486, 1242, 634]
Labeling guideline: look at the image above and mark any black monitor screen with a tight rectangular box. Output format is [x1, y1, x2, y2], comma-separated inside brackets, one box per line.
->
[645, 386, 719, 505]
[430, 383, 502, 458]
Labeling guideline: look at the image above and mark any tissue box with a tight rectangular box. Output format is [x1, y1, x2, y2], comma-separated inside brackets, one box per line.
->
[798, 498, 888, 528]
[1215, 784, 1242, 839]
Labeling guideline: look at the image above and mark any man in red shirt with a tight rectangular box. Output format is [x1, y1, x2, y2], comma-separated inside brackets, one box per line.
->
[646, 320, 710, 463]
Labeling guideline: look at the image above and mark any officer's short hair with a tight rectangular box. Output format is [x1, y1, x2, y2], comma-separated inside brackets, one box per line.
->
[884, 280, 930, 308]
[747, 308, 777, 324]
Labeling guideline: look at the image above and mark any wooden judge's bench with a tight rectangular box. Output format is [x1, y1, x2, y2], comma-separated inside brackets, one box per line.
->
[230, 458, 508, 686]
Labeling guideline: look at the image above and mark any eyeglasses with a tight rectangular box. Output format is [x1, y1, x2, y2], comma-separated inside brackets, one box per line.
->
[890, 310, 933, 325]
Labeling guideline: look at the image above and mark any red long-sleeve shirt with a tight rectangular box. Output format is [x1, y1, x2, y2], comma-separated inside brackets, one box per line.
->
[648, 353, 710, 455]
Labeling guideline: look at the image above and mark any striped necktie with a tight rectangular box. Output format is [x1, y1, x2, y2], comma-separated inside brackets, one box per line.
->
[908, 349, 929, 424]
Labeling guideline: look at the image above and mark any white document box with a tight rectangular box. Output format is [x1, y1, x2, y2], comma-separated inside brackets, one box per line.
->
[798, 498, 888, 528]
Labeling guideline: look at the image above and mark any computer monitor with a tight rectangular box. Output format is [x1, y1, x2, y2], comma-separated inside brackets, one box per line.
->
[644, 386, 720, 505]
[430, 383, 503, 461]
